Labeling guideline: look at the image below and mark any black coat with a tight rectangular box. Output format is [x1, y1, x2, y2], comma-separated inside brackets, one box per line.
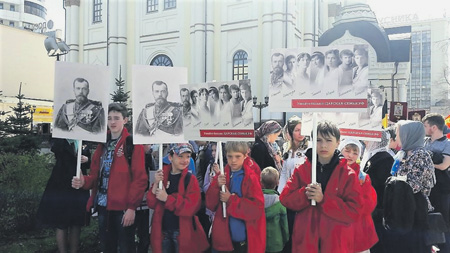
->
[250, 138, 276, 170]
[363, 151, 394, 222]
[36, 139, 90, 228]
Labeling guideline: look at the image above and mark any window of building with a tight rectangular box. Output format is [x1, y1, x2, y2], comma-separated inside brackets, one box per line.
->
[93, 0, 102, 23]
[9, 21, 14, 27]
[147, 0, 158, 12]
[164, 0, 176, 9]
[150, 54, 173, 66]
[10, 4, 15, 11]
[0, 3, 3, 9]
[232, 50, 248, 80]
[24, 1, 47, 19]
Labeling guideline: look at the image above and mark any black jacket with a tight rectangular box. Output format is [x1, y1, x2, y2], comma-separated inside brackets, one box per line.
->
[250, 137, 276, 170]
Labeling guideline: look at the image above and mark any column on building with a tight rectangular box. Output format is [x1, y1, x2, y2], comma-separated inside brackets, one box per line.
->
[260, 1, 273, 124]
[65, 0, 80, 62]
[205, 0, 214, 82]
[190, 0, 206, 83]
[116, 0, 127, 82]
[266, 1, 284, 122]
[302, 0, 316, 47]
[107, 0, 119, 94]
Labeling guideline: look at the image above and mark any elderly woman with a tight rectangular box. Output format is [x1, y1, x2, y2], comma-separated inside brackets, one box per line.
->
[384, 120, 435, 253]
[250, 120, 283, 171]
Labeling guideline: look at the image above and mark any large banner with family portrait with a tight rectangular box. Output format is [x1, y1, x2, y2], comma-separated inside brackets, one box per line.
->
[182, 80, 255, 141]
[52, 61, 109, 142]
[269, 44, 370, 112]
[301, 88, 385, 141]
[132, 65, 188, 144]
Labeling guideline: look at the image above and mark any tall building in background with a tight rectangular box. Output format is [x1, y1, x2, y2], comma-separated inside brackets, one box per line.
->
[0, 0, 47, 30]
[380, 16, 450, 115]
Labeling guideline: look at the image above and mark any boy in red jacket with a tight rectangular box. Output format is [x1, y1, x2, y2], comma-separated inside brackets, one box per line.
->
[147, 143, 209, 253]
[206, 141, 266, 252]
[280, 121, 362, 253]
[72, 103, 148, 252]
[339, 138, 378, 252]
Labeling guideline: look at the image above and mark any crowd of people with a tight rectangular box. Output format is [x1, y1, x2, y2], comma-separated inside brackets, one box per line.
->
[36, 103, 450, 253]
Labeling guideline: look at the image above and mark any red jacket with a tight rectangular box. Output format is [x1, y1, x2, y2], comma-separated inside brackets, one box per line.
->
[279, 158, 362, 253]
[147, 165, 209, 253]
[349, 162, 378, 252]
[205, 163, 266, 252]
[83, 128, 148, 211]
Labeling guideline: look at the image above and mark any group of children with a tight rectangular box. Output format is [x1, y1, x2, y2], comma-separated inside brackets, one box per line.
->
[71, 102, 378, 253]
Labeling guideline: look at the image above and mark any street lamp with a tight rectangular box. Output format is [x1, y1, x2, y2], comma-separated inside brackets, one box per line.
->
[253, 96, 269, 126]
[30, 105, 36, 131]
[44, 36, 69, 61]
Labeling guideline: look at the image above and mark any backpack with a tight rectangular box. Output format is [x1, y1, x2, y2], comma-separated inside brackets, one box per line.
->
[383, 176, 416, 234]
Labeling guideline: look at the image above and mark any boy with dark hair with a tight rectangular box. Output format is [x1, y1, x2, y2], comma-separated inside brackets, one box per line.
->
[279, 121, 362, 252]
[72, 102, 148, 252]
[147, 143, 209, 253]
[206, 141, 266, 252]
[261, 167, 289, 253]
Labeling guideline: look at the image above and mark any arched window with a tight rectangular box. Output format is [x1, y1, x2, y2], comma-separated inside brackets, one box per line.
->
[150, 54, 173, 67]
[232, 50, 248, 80]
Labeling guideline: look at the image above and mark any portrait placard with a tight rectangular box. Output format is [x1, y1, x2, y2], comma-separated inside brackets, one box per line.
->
[301, 88, 385, 141]
[52, 61, 109, 142]
[269, 44, 370, 112]
[182, 80, 255, 141]
[132, 65, 188, 144]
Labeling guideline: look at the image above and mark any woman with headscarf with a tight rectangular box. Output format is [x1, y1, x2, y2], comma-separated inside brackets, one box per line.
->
[251, 120, 283, 172]
[383, 120, 435, 253]
[361, 130, 394, 253]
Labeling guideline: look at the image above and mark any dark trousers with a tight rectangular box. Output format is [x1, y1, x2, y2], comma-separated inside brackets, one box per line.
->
[98, 206, 136, 253]
[231, 241, 247, 253]
[162, 229, 180, 253]
[282, 208, 295, 253]
[135, 209, 150, 253]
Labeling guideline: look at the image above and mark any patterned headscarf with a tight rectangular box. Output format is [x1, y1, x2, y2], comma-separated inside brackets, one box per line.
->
[255, 120, 282, 170]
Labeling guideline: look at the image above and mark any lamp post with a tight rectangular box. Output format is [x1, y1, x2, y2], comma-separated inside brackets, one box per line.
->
[252, 96, 269, 127]
[30, 105, 36, 131]
[44, 36, 69, 61]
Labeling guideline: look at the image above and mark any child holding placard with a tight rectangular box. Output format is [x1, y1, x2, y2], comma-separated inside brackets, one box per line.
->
[206, 141, 266, 252]
[279, 121, 362, 252]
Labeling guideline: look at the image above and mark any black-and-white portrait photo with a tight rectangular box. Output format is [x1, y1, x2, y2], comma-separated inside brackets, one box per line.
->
[52, 62, 109, 142]
[183, 80, 255, 141]
[352, 45, 370, 96]
[269, 45, 369, 113]
[270, 52, 285, 95]
[132, 65, 188, 144]
[54, 77, 105, 133]
[135, 80, 183, 136]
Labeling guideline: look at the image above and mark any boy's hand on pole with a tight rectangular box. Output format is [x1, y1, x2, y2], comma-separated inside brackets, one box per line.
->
[71, 175, 84, 189]
[212, 163, 220, 175]
[155, 187, 168, 202]
[305, 183, 323, 203]
[220, 187, 231, 203]
[218, 173, 226, 187]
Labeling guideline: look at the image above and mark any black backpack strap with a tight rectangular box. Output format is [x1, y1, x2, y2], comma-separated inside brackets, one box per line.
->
[124, 135, 134, 180]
